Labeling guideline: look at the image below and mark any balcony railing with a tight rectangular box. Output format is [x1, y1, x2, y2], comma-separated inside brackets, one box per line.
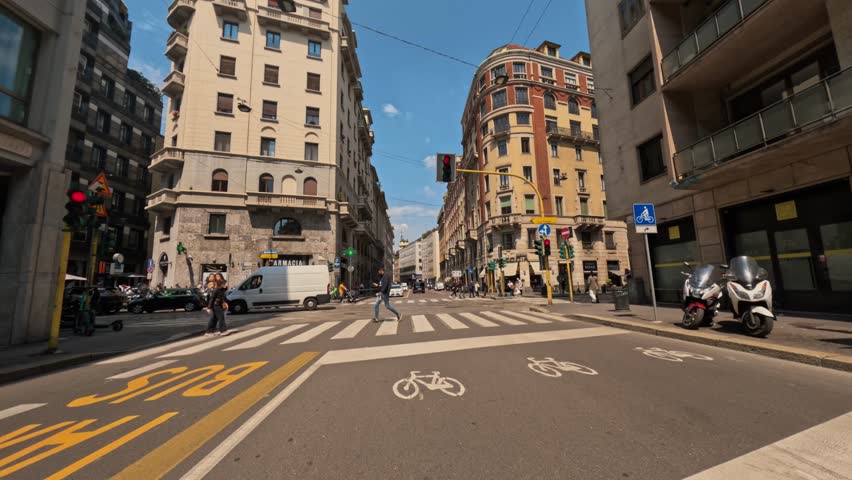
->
[162, 70, 185, 97]
[167, 0, 196, 29]
[257, 6, 330, 37]
[546, 126, 599, 144]
[165, 31, 188, 62]
[247, 193, 325, 210]
[149, 147, 185, 172]
[146, 189, 179, 212]
[673, 65, 852, 183]
[661, 0, 769, 82]
[492, 123, 511, 137]
[574, 215, 606, 230]
[212, 0, 247, 20]
[492, 214, 520, 226]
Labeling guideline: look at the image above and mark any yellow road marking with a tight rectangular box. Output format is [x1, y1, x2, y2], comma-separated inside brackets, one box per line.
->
[45, 412, 177, 480]
[777, 252, 811, 260]
[112, 351, 319, 480]
[825, 248, 852, 255]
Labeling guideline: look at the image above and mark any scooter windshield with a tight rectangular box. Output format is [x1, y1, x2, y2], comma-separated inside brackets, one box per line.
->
[688, 264, 717, 289]
[729, 256, 763, 286]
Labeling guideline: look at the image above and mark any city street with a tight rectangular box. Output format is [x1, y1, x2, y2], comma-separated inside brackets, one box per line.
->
[1, 290, 850, 479]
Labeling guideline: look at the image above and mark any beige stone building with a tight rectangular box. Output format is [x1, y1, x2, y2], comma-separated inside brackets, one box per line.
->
[150, 0, 392, 288]
[418, 228, 440, 285]
[0, 0, 87, 344]
[585, 0, 852, 312]
[450, 42, 629, 294]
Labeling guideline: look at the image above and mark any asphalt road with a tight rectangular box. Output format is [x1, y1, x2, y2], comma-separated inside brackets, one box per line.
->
[2, 290, 851, 479]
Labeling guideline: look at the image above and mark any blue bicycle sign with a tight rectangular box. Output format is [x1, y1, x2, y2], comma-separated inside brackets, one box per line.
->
[633, 204, 658, 234]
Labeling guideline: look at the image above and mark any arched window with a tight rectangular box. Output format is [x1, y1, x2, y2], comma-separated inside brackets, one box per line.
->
[282, 175, 297, 195]
[273, 218, 302, 236]
[303, 177, 318, 196]
[568, 98, 580, 115]
[259, 173, 274, 193]
[211, 169, 228, 192]
[544, 92, 556, 110]
[591, 101, 597, 119]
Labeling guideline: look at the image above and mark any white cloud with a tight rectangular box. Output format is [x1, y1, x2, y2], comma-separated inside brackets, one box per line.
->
[382, 103, 401, 118]
[423, 155, 437, 169]
[422, 185, 439, 197]
[388, 205, 440, 219]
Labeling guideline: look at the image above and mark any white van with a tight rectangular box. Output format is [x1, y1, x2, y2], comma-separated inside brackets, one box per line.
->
[226, 265, 331, 313]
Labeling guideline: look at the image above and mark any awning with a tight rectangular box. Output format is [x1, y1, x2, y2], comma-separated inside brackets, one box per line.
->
[65, 274, 87, 281]
[479, 268, 486, 278]
[529, 262, 543, 275]
[503, 262, 518, 277]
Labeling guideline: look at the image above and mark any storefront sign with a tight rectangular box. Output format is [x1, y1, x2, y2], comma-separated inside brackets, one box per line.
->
[158, 253, 169, 274]
[668, 225, 681, 240]
[265, 255, 310, 267]
[201, 264, 228, 282]
[775, 201, 798, 221]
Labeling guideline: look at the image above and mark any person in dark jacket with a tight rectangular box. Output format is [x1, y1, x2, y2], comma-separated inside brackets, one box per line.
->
[372, 267, 401, 323]
[204, 279, 229, 336]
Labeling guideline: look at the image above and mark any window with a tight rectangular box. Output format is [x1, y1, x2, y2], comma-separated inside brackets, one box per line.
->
[550, 142, 558, 157]
[223, 22, 238, 40]
[211, 169, 228, 191]
[587, 78, 595, 94]
[117, 156, 129, 176]
[128, 230, 141, 249]
[484, 176, 490, 192]
[577, 170, 586, 189]
[498, 167, 509, 188]
[96, 111, 111, 134]
[217, 93, 233, 113]
[259, 173, 274, 192]
[581, 232, 593, 248]
[73, 91, 86, 114]
[568, 98, 579, 114]
[100, 75, 115, 99]
[0, 7, 37, 123]
[481, 124, 489, 137]
[512, 62, 526, 79]
[593, 125, 600, 140]
[123, 91, 136, 113]
[260, 137, 276, 156]
[499, 196, 511, 215]
[555, 196, 564, 216]
[515, 87, 529, 105]
[493, 114, 509, 133]
[163, 216, 172, 236]
[591, 102, 597, 118]
[490, 64, 506, 84]
[544, 92, 556, 109]
[570, 120, 582, 136]
[564, 72, 578, 88]
[618, 0, 646, 35]
[523, 166, 533, 181]
[304, 142, 319, 161]
[306, 107, 320, 125]
[629, 56, 656, 106]
[638, 135, 666, 181]
[547, 46, 557, 57]
[553, 168, 561, 185]
[479, 75, 486, 90]
[580, 198, 589, 215]
[307, 73, 321, 91]
[208, 214, 226, 234]
[111, 191, 124, 211]
[541, 66, 553, 79]
[266, 31, 281, 49]
[220, 56, 236, 76]
[119, 123, 132, 144]
[516, 112, 530, 125]
[492, 89, 507, 109]
[502, 232, 514, 249]
[264, 64, 279, 84]
[142, 135, 153, 155]
[308, 7, 322, 19]
[603, 201, 608, 217]
[497, 140, 508, 157]
[274, 218, 302, 236]
[144, 105, 154, 123]
[262, 100, 277, 120]
[308, 40, 322, 58]
[91, 145, 106, 169]
[214, 131, 231, 152]
[575, 146, 583, 161]
[485, 201, 491, 218]
[524, 195, 536, 214]
[303, 177, 318, 196]
[601, 175, 606, 192]
[479, 101, 487, 117]
[483, 147, 489, 165]
[521, 137, 530, 154]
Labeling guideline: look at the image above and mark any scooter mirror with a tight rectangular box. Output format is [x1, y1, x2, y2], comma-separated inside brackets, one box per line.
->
[720, 264, 729, 269]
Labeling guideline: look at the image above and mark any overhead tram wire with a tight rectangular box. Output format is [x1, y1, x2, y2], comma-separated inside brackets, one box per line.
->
[509, 0, 536, 45]
[522, 0, 554, 46]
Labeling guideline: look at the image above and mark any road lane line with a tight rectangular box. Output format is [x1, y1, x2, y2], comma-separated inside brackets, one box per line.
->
[411, 315, 434, 333]
[375, 320, 398, 336]
[522, 311, 574, 323]
[114, 352, 319, 480]
[436, 313, 469, 330]
[407, 300, 414, 304]
[480, 311, 526, 325]
[97, 336, 210, 364]
[458, 312, 498, 327]
[225, 324, 308, 350]
[107, 360, 178, 380]
[331, 319, 371, 339]
[500, 311, 551, 324]
[45, 412, 178, 480]
[418, 300, 427, 303]
[684, 411, 852, 479]
[429, 299, 439, 302]
[281, 322, 340, 344]
[159, 327, 275, 357]
[0, 404, 46, 421]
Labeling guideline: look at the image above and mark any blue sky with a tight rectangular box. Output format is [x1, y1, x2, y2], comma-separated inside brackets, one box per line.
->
[124, 0, 590, 248]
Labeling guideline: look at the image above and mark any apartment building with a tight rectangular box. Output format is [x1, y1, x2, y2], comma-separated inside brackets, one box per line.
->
[438, 165, 467, 283]
[398, 238, 421, 284]
[0, 0, 87, 344]
[419, 228, 440, 285]
[66, 0, 164, 278]
[152, 0, 392, 288]
[454, 42, 629, 293]
[586, 0, 852, 312]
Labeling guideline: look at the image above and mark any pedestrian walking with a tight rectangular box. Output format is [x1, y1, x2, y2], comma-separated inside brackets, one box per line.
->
[474, 281, 480, 297]
[587, 273, 600, 303]
[518, 278, 525, 296]
[507, 280, 514, 297]
[468, 283, 475, 299]
[204, 278, 229, 336]
[372, 266, 401, 323]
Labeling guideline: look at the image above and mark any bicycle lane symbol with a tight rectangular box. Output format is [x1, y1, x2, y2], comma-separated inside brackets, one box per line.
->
[527, 357, 598, 378]
[392, 371, 465, 400]
[635, 347, 714, 362]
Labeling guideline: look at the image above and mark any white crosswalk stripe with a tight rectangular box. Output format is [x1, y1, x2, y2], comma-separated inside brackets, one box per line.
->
[407, 300, 415, 304]
[411, 315, 434, 333]
[418, 300, 427, 303]
[332, 319, 371, 339]
[436, 313, 468, 330]
[429, 299, 439, 302]
[281, 322, 340, 344]
[499, 311, 551, 324]
[225, 324, 307, 350]
[525, 311, 574, 323]
[160, 327, 275, 357]
[458, 312, 499, 328]
[376, 320, 398, 336]
[479, 311, 527, 326]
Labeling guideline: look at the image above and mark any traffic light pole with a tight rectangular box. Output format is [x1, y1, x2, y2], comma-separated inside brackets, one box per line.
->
[457, 168, 553, 305]
[47, 231, 72, 353]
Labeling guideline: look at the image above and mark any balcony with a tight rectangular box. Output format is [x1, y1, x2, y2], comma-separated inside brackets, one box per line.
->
[541, 77, 557, 86]
[146, 189, 179, 212]
[212, 0, 246, 21]
[341, 36, 362, 80]
[354, 81, 363, 102]
[357, 200, 373, 221]
[82, 31, 98, 50]
[573, 215, 606, 230]
[339, 201, 359, 227]
[162, 70, 185, 97]
[672, 66, 852, 188]
[466, 227, 478, 241]
[492, 124, 511, 138]
[165, 32, 188, 63]
[246, 193, 326, 210]
[577, 186, 589, 195]
[149, 148, 185, 173]
[491, 214, 521, 227]
[257, 6, 330, 38]
[546, 126, 599, 145]
[356, 221, 378, 243]
[167, 0, 196, 29]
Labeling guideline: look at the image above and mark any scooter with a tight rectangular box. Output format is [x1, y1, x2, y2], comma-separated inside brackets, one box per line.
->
[680, 262, 725, 330]
[725, 256, 775, 337]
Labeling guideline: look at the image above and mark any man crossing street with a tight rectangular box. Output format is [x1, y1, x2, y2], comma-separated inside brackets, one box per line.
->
[372, 266, 401, 323]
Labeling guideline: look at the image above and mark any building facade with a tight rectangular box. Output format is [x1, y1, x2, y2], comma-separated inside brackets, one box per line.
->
[451, 42, 629, 293]
[397, 238, 420, 284]
[66, 0, 164, 279]
[0, 0, 87, 344]
[419, 228, 440, 284]
[586, 0, 852, 312]
[151, 0, 392, 288]
[439, 166, 466, 283]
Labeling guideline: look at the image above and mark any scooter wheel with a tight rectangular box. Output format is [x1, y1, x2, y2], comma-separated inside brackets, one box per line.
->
[742, 311, 774, 337]
[681, 309, 704, 330]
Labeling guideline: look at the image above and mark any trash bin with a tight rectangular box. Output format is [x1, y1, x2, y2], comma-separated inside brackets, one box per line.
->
[613, 287, 630, 311]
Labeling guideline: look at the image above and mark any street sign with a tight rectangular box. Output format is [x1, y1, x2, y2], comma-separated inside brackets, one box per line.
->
[147, 266, 154, 274]
[467, 268, 473, 274]
[451, 270, 462, 278]
[537, 224, 551, 237]
[347, 265, 355, 273]
[633, 203, 658, 234]
[334, 257, 341, 267]
[561, 227, 573, 239]
[89, 172, 112, 218]
[531, 217, 557, 225]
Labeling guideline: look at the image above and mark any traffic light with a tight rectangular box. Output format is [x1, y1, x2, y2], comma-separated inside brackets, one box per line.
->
[559, 243, 567, 259]
[533, 238, 543, 257]
[499, 258, 507, 269]
[568, 244, 575, 259]
[344, 247, 355, 257]
[436, 153, 456, 183]
[544, 238, 551, 256]
[63, 189, 87, 230]
[488, 261, 496, 271]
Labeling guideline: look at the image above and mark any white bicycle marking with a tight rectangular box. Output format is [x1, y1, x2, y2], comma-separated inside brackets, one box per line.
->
[527, 357, 598, 378]
[392, 371, 465, 400]
[635, 347, 714, 362]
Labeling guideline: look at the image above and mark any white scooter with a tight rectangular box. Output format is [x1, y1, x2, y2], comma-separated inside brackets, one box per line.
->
[725, 256, 775, 337]
[680, 263, 724, 330]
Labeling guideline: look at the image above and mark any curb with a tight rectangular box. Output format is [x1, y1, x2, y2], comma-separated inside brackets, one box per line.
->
[529, 307, 852, 373]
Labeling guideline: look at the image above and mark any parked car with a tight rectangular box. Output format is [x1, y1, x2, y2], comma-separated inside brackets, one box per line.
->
[62, 287, 127, 317]
[128, 288, 205, 314]
[413, 281, 426, 293]
[435, 282, 445, 291]
[401, 283, 409, 292]
[389, 284, 404, 297]
[226, 265, 331, 313]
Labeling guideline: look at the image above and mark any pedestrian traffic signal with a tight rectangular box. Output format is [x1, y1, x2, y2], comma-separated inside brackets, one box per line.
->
[568, 244, 575, 259]
[544, 238, 551, 256]
[436, 153, 456, 183]
[488, 261, 497, 271]
[344, 247, 355, 257]
[533, 238, 543, 257]
[63, 189, 87, 231]
[559, 243, 567, 259]
[499, 258, 507, 269]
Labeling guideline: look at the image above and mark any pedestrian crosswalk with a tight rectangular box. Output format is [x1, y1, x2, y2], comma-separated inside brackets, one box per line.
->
[99, 311, 575, 364]
[345, 296, 487, 307]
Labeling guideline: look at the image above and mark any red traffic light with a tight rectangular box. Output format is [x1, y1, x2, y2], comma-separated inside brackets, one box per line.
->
[544, 239, 551, 246]
[442, 155, 451, 165]
[69, 190, 87, 203]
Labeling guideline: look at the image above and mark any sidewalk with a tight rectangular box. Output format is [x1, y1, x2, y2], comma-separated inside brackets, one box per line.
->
[535, 301, 852, 372]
